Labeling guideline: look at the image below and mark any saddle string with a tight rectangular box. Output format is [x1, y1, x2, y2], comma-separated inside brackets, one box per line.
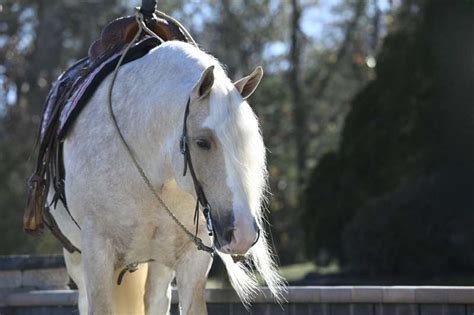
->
[107, 10, 215, 259]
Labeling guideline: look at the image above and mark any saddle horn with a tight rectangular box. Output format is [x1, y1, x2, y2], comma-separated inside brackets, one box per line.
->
[140, 0, 157, 19]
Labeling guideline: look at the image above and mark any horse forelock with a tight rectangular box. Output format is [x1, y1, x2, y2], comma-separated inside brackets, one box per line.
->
[205, 80, 268, 222]
[204, 79, 286, 303]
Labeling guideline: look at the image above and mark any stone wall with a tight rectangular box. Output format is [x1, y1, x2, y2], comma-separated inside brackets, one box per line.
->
[0, 256, 473, 314]
[1, 286, 474, 314]
[0, 255, 69, 291]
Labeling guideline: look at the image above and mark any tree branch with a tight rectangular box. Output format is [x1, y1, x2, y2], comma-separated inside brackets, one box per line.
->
[310, 0, 367, 100]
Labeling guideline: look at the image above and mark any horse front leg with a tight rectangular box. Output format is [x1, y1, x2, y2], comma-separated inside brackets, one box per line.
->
[144, 263, 175, 315]
[64, 250, 88, 314]
[175, 249, 213, 315]
[81, 225, 116, 315]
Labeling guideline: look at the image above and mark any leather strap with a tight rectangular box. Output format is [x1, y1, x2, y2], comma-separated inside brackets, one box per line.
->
[179, 99, 217, 245]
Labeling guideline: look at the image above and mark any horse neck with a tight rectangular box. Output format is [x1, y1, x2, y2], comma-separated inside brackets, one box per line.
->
[111, 56, 195, 187]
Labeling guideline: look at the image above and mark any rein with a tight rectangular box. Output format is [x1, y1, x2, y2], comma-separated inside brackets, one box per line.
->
[107, 10, 215, 256]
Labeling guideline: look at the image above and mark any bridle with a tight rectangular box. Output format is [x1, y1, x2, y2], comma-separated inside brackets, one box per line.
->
[180, 97, 260, 255]
[180, 98, 219, 247]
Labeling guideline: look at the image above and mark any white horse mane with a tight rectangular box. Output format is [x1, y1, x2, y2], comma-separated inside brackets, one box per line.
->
[156, 41, 286, 303]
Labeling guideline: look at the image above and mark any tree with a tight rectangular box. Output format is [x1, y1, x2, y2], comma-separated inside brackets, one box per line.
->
[303, 0, 474, 277]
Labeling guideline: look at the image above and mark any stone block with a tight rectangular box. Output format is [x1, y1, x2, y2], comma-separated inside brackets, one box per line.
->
[320, 287, 352, 303]
[288, 286, 320, 303]
[448, 287, 474, 303]
[383, 287, 415, 303]
[0, 256, 65, 271]
[415, 287, 449, 303]
[0, 271, 22, 289]
[352, 287, 383, 303]
[22, 268, 69, 289]
[5, 306, 77, 315]
[5, 289, 78, 307]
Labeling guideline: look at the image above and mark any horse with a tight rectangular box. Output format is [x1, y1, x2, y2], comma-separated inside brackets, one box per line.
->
[48, 40, 285, 314]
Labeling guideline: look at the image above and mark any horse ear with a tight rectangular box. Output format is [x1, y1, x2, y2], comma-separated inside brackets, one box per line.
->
[193, 65, 215, 100]
[233, 66, 264, 100]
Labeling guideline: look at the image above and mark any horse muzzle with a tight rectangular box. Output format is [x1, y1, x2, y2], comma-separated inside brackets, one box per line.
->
[213, 213, 259, 255]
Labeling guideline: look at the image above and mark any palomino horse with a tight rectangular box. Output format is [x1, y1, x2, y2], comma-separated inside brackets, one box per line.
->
[49, 40, 284, 314]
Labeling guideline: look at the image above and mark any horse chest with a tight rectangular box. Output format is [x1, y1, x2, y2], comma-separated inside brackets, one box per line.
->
[119, 183, 200, 264]
[121, 214, 198, 267]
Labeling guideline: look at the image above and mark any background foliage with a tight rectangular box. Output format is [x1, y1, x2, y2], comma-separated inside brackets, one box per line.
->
[1, 0, 472, 283]
[304, 0, 474, 282]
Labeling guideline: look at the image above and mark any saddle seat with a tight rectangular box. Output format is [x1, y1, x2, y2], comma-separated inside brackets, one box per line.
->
[88, 15, 186, 63]
[23, 13, 191, 252]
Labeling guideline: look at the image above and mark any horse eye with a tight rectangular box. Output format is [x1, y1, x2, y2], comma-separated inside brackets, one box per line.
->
[196, 139, 211, 150]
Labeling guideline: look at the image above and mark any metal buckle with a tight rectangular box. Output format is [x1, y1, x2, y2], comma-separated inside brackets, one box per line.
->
[203, 206, 213, 236]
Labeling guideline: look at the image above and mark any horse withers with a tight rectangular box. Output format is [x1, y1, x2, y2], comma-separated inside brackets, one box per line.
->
[49, 41, 284, 314]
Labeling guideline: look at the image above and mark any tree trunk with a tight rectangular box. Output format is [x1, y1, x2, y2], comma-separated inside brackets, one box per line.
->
[289, 0, 306, 187]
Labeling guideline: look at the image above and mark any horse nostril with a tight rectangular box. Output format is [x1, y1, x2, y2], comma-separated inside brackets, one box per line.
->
[223, 227, 234, 244]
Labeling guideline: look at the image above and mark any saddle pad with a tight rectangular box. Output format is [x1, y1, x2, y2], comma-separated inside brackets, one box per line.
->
[40, 37, 160, 142]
